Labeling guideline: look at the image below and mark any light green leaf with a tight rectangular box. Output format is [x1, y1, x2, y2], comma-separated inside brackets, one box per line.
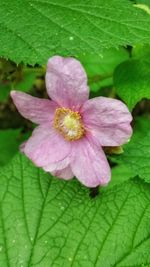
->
[106, 164, 133, 190]
[134, 3, 150, 15]
[0, 153, 150, 266]
[1, 0, 150, 64]
[0, 129, 22, 166]
[79, 48, 129, 92]
[132, 43, 150, 61]
[111, 117, 150, 183]
[114, 59, 150, 110]
[0, 70, 36, 102]
[15, 72, 36, 92]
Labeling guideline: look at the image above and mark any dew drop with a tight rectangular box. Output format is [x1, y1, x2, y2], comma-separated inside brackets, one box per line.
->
[69, 36, 74, 41]
[12, 239, 16, 244]
[68, 257, 72, 261]
[0, 246, 3, 252]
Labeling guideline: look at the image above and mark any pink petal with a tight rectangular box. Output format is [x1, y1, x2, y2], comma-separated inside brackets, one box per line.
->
[70, 138, 111, 187]
[43, 157, 70, 172]
[46, 56, 89, 109]
[43, 157, 73, 180]
[20, 141, 27, 152]
[23, 125, 71, 167]
[81, 97, 133, 146]
[11, 91, 58, 124]
[51, 166, 74, 180]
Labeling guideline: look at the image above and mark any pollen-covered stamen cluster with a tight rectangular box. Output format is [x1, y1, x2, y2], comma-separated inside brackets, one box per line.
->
[53, 108, 85, 141]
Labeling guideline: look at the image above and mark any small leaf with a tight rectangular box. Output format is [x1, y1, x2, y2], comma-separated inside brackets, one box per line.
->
[114, 59, 150, 110]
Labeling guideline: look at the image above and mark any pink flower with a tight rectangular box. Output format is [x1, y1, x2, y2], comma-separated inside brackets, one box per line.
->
[11, 56, 132, 187]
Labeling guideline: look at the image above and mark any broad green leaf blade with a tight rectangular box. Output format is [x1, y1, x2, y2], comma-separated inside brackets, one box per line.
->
[114, 59, 150, 110]
[79, 48, 129, 92]
[1, 0, 150, 64]
[106, 164, 133, 190]
[0, 154, 150, 266]
[111, 117, 150, 183]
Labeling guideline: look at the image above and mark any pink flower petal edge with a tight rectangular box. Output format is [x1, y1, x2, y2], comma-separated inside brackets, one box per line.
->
[70, 138, 111, 187]
[46, 56, 89, 109]
[10, 56, 133, 188]
[51, 166, 74, 180]
[81, 97, 133, 146]
[11, 90, 58, 124]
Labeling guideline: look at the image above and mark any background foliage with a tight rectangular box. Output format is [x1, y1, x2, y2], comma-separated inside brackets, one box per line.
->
[0, 0, 150, 266]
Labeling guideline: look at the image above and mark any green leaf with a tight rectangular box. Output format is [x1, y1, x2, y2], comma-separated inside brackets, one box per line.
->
[136, 0, 150, 7]
[114, 59, 150, 110]
[0, 83, 11, 101]
[79, 48, 129, 92]
[15, 72, 36, 92]
[0, 153, 150, 266]
[132, 43, 150, 61]
[1, 0, 150, 64]
[0, 129, 22, 166]
[0, 71, 36, 101]
[111, 117, 150, 183]
[106, 164, 134, 190]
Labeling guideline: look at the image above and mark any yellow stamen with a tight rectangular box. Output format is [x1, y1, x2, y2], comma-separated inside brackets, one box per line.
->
[53, 108, 85, 141]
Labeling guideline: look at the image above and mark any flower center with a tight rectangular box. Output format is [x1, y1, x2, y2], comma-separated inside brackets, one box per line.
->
[53, 108, 85, 141]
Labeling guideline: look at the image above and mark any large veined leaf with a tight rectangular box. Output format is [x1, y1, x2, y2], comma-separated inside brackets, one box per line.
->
[1, 0, 150, 64]
[0, 153, 150, 266]
[112, 117, 150, 183]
